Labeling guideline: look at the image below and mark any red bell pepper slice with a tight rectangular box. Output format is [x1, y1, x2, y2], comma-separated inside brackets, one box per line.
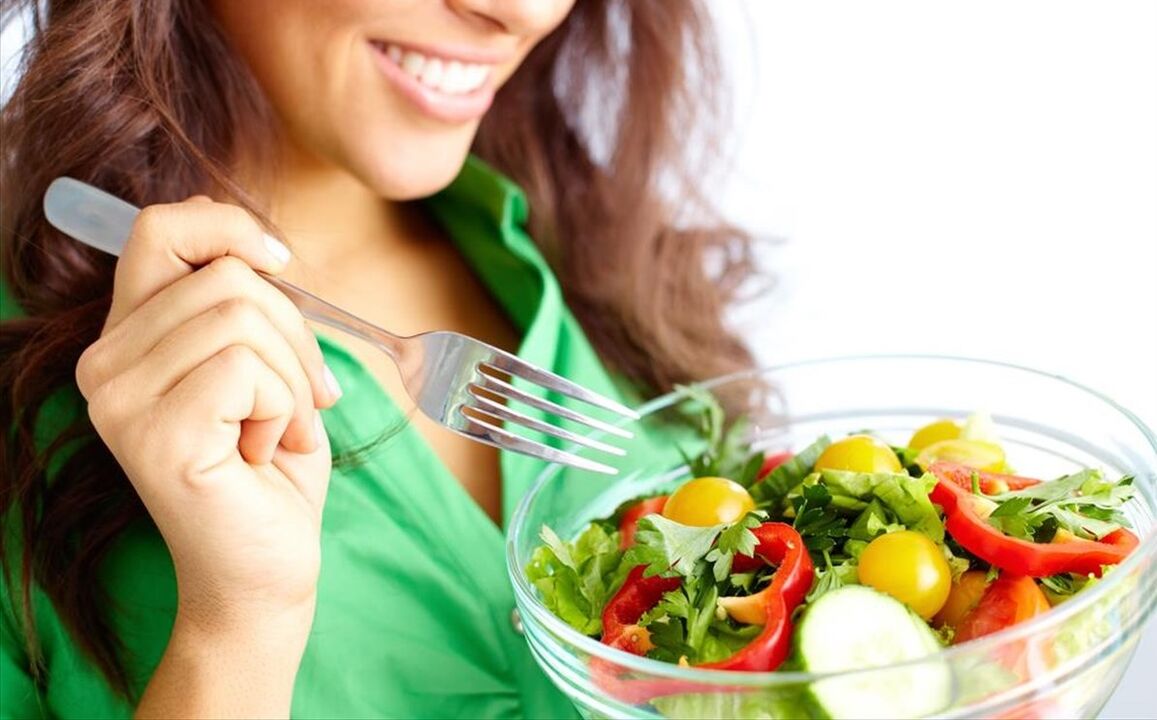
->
[930, 460, 1042, 494]
[929, 464, 1139, 578]
[600, 565, 682, 653]
[699, 523, 813, 672]
[618, 496, 669, 550]
[595, 523, 814, 704]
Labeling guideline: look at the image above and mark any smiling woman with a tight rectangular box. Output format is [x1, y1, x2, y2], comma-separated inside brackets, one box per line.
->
[204, 0, 563, 197]
[0, 0, 754, 718]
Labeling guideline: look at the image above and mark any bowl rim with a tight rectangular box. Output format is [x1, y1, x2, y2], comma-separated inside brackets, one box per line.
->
[506, 353, 1157, 687]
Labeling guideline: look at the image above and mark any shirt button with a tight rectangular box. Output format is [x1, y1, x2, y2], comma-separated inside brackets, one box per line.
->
[510, 607, 524, 635]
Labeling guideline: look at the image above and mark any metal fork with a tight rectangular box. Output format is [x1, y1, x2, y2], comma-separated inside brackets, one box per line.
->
[43, 177, 636, 474]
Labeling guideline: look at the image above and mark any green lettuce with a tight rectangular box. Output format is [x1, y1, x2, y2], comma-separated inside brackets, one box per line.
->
[525, 523, 630, 636]
[821, 469, 945, 542]
[651, 689, 818, 720]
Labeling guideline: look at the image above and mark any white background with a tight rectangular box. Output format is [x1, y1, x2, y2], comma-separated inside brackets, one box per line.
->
[4, 3, 1156, 717]
[710, 3, 1156, 718]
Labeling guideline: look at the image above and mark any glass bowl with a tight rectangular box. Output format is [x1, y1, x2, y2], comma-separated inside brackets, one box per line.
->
[506, 356, 1157, 719]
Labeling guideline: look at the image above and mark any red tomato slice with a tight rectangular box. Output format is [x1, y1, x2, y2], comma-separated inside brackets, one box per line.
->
[929, 461, 1042, 495]
[955, 574, 1050, 644]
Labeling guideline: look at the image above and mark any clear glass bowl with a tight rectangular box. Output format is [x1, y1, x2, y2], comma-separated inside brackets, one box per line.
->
[506, 356, 1157, 719]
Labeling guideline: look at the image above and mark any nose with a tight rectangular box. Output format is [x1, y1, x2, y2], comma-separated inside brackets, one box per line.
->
[447, 0, 572, 36]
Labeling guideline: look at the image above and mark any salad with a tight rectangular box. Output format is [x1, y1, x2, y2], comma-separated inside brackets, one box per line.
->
[525, 398, 1141, 718]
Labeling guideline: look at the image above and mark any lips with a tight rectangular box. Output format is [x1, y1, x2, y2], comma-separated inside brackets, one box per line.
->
[369, 40, 499, 123]
[373, 42, 492, 96]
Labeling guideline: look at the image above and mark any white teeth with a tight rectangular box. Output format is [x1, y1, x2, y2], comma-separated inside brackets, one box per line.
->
[381, 43, 491, 95]
[420, 58, 444, 87]
[400, 50, 425, 78]
[464, 64, 488, 90]
[443, 61, 468, 94]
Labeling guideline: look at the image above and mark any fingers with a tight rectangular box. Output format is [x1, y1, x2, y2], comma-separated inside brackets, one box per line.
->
[108, 199, 292, 329]
[80, 256, 338, 411]
[111, 297, 322, 454]
[80, 195, 338, 494]
[269, 414, 331, 511]
[160, 345, 300, 469]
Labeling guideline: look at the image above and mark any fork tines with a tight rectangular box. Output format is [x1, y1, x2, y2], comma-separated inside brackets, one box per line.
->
[455, 354, 639, 475]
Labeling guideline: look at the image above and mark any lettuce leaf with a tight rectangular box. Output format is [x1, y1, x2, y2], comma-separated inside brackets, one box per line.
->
[820, 469, 945, 542]
[651, 689, 818, 719]
[525, 523, 630, 636]
[751, 436, 831, 507]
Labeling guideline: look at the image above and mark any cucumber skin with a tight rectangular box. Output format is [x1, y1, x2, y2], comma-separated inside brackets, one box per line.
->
[793, 586, 950, 720]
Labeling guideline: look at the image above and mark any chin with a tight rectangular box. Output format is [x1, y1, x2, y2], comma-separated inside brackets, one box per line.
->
[352, 129, 477, 201]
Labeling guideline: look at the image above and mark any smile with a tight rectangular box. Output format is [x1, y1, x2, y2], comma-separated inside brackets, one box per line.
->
[369, 41, 498, 123]
[375, 42, 492, 95]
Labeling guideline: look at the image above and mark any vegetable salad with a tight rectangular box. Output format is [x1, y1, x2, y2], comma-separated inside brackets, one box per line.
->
[526, 398, 1140, 716]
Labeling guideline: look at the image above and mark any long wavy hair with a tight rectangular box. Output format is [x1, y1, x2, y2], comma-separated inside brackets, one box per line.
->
[0, 0, 757, 698]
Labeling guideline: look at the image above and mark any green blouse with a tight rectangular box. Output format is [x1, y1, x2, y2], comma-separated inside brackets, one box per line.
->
[0, 158, 639, 718]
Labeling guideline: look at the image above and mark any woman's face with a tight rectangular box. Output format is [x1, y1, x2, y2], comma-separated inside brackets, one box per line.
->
[209, 0, 576, 199]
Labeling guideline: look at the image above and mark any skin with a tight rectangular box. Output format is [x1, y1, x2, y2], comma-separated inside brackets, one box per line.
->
[73, 1, 576, 716]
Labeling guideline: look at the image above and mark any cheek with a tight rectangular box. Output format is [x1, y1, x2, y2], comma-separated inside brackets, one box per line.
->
[316, 53, 482, 199]
[218, 2, 476, 198]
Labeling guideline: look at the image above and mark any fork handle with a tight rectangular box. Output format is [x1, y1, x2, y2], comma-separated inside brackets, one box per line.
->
[43, 177, 405, 359]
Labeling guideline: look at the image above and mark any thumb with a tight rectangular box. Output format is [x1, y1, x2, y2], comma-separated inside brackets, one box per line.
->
[273, 411, 333, 513]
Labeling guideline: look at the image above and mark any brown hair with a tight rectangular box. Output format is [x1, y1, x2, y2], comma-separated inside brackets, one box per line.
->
[0, 0, 757, 698]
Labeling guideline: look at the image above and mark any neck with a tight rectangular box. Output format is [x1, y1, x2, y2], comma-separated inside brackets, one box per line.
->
[244, 137, 418, 274]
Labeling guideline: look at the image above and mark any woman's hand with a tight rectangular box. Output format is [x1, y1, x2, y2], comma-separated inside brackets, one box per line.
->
[74, 197, 341, 716]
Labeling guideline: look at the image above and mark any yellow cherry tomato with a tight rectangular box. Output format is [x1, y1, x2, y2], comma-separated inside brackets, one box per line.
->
[814, 435, 902, 474]
[908, 419, 962, 452]
[933, 570, 990, 628]
[662, 477, 756, 527]
[915, 439, 1006, 473]
[857, 530, 952, 619]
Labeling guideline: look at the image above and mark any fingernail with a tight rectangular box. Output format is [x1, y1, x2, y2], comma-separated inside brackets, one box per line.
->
[264, 232, 292, 265]
[322, 364, 343, 400]
[314, 411, 327, 445]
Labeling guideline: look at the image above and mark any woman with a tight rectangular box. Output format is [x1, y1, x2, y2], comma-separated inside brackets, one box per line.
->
[0, 0, 755, 717]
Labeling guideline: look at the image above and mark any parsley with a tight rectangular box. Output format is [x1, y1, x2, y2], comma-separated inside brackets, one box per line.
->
[791, 483, 850, 558]
[626, 511, 766, 583]
[987, 470, 1135, 541]
[624, 508, 776, 665]
[986, 496, 1038, 539]
[705, 512, 763, 582]
[641, 578, 762, 665]
[642, 617, 689, 664]
[625, 515, 725, 578]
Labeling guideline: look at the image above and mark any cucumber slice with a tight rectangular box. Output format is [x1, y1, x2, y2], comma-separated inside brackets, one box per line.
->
[797, 585, 951, 719]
